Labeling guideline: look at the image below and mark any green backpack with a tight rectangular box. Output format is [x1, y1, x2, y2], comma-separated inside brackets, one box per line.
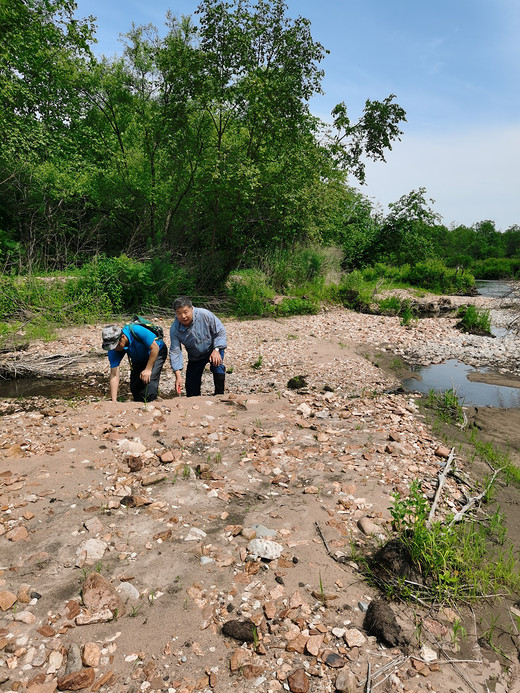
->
[127, 315, 164, 342]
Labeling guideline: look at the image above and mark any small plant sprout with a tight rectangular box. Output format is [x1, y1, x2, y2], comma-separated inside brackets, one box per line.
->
[251, 354, 263, 369]
[182, 464, 191, 479]
[318, 572, 326, 603]
[451, 618, 467, 646]
[129, 604, 142, 618]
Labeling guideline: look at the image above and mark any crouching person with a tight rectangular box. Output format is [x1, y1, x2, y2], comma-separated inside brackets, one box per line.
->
[102, 324, 167, 402]
[170, 297, 227, 397]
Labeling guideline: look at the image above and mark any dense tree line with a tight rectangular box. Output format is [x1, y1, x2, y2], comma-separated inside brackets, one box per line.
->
[1, 0, 518, 290]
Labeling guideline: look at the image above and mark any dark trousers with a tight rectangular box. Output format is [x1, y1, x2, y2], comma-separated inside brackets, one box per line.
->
[130, 344, 167, 402]
[186, 349, 225, 397]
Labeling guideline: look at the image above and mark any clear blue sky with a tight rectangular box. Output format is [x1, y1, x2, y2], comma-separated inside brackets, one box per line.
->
[75, 0, 520, 230]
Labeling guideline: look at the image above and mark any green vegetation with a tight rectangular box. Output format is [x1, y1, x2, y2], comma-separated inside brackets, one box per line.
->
[456, 304, 492, 333]
[426, 388, 466, 426]
[379, 480, 520, 603]
[1, 1, 518, 335]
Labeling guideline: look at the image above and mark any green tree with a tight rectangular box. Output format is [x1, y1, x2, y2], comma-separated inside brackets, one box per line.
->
[371, 187, 440, 265]
[0, 0, 96, 268]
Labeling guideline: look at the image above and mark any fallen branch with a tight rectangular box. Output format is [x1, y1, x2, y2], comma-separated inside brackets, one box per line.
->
[0, 353, 84, 379]
[447, 467, 503, 527]
[427, 448, 455, 527]
[314, 521, 332, 556]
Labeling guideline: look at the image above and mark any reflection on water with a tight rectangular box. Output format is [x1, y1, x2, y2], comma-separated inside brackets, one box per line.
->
[0, 376, 105, 400]
[402, 359, 520, 408]
[476, 280, 511, 298]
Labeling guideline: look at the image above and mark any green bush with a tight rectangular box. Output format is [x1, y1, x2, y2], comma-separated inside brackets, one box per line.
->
[355, 261, 475, 295]
[261, 245, 342, 292]
[328, 270, 375, 312]
[456, 304, 491, 333]
[377, 295, 401, 315]
[404, 260, 474, 293]
[225, 269, 275, 317]
[274, 297, 320, 316]
[472, 257, 520, 279]
[383, 480, 520, 603]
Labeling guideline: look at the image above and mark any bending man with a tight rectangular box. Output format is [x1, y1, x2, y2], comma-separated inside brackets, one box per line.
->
[170, 297, 227, 397]
[102, 324, 167, 402]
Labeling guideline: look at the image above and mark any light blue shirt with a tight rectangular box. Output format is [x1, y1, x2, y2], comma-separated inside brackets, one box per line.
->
[169, 308, 227, 372]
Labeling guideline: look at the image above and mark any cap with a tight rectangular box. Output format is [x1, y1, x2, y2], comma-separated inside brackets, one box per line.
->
[102, 325, 123, 351]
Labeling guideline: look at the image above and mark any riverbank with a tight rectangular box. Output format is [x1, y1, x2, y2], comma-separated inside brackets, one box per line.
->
[1, 296, 520, 693]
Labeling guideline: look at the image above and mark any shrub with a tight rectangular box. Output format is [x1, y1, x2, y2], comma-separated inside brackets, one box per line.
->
[261, 245, 342, 292]
[377, 295, 401, 315]
[225, 269, 275, 317]
[376, 479, 520, 603]
[456, 304, 491, 333]
[274, 297, 320, 316]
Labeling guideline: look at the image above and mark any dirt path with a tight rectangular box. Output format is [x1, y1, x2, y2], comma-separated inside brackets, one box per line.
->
[1, 304, 520, 693]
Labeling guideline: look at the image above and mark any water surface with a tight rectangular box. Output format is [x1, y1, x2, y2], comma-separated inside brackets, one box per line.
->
[402, 359, 520, 408]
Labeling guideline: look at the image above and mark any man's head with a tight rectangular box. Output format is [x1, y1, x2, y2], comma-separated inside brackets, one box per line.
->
[102, 325, 123, 351]
[174, 297, 194, 326]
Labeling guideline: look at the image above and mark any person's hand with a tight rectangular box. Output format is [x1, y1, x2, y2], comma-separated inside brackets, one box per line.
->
[209, 349, 222, 366]
[175, 371, 182, 395]
[140, 368, 152, 384]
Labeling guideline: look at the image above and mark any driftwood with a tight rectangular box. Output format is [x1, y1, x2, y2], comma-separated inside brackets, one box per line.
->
[427, 448, 455, 527]
[447, 467, 503, 527]
[0, 353, 84, 379]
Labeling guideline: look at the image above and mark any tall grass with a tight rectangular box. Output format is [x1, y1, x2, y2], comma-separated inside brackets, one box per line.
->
[0, 247, 480, 331]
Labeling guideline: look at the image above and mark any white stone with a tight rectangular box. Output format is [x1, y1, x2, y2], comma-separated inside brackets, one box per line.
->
[420, 645, 438, 662]
[14, 610, 36, 624]
[297, 403, 312, 417]
[46, 650, 63, 674]
[75, 538, 108, 567]
[247, 538, 283, 561]
[184, 527, 207, 541]
[117, 581, 140, 601]
[344, 628, 366, 648]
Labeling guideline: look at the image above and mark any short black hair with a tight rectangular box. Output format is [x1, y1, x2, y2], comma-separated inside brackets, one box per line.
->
[173, 296, 193, 311]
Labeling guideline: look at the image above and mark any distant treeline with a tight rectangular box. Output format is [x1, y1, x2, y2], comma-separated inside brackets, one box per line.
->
[1, 1, 518, 293]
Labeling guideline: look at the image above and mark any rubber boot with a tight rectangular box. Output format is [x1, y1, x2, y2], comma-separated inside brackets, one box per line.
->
[213, 373, 225, 395]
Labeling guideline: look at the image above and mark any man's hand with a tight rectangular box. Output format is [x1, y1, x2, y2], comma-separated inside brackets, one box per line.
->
[209, 349, 222, 367]
[140, 368, 152, 384]
[175, 371, 182, 395]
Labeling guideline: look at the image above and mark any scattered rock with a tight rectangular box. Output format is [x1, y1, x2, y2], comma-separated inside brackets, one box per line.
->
[75, 538, 108, 567]
[247, 538, 283, 561]
[287, 668, 309, 692]
[335, 667, 358, 693]
[57, 667, 95, 691]
[81, 572, 125, 617]
[0, 590, 17, 611]
[222, 619, 257, 643]
[363, 599, 408, 651]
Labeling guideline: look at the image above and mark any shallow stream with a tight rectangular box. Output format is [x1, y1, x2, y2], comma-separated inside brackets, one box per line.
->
[402, 279, 520, 407]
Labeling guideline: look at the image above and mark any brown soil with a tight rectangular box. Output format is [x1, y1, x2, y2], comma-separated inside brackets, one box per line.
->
[1, 309, 520, 693]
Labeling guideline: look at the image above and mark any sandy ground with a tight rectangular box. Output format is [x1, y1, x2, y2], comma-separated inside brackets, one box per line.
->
[1, 299, 520, 693]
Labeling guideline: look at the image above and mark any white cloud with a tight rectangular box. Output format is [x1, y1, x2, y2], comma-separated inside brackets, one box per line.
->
[358, 124, 520, 230]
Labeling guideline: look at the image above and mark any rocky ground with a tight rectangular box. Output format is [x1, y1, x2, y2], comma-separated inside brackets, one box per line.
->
[1, 292, 520, 693]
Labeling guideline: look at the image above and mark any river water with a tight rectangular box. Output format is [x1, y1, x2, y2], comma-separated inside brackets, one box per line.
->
[402, 280, 520, 407]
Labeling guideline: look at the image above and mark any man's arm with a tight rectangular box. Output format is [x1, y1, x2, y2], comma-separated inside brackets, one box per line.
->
[209, 313, 226, 366]
[109, 366, 120, 402]
[169, 325, 184, 395]
[140, 340, 159, 384]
